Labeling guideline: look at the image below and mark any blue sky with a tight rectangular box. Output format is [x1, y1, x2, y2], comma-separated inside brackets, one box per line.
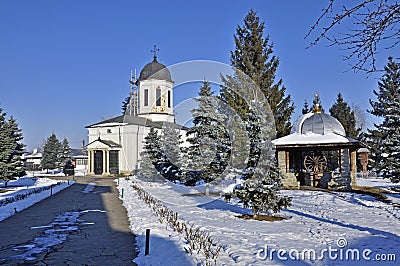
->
[0, 0, 390, 150]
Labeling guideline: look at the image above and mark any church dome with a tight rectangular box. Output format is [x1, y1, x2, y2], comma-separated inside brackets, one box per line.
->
[291, 112, 346, 136]
[139, 57, 172, 82]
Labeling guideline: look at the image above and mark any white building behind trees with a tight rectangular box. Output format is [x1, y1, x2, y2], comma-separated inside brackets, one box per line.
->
[86, 54, 182, 176]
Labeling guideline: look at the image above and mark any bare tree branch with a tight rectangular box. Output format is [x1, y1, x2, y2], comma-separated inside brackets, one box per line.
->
[306, 0, 400, 73]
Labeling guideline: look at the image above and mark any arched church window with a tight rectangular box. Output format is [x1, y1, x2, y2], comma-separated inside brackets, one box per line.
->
[168, 90, 171, 108]
[156, 88, 161, 106]
[144, 89, 149, 106]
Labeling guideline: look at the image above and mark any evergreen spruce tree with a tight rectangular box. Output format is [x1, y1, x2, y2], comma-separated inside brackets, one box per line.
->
[41, 133, 62, 171]
[185, 81, 231, 185]
[0, 108, 12, 185]
[329, 93, 360, 139]
[302, 100, 310, 114]
[121, 96, 130, 115]
[159, 125, 183, 182]
[138, 151, 161, 181]
[5, 116, 25, 177]
[225, 100, 291, 216]
[60, 138, 73, 164]
[364, 57, 400, 182]
[0, 110, 25, 187]
[139, 128, 164, 180]
[220, 9, 294, 138]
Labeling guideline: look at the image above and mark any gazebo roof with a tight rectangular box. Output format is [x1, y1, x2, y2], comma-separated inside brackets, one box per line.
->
[273, 106, 361, 149]
[272, 132, 360, 149]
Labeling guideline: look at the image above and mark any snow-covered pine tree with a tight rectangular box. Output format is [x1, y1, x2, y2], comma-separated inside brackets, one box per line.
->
[139, 127, 164, 180]
[5, 116, 25, 177]
[138, 151, 161, 181]
[60, 138, 73, 165]
[160, 125, 183, 182]
[0, 110, 25, 187]
[41, 133, 62, 172]
[232, 146, 292, 216]
[226, 100, 291, 216]
[364, 57, 400, 182]
[0, 108, 13, 185]
[329, 93, 360, 139]
[220, 9, 294, 138]
[185, 81, 231, 186]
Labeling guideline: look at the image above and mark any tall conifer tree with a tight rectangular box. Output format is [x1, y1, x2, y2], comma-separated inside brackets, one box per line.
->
[0, 110, 25, 186]
[363, 57, 400, 182]
[225, 100, 291, 216]
[329, 93, 360, 139]
[186, 81, 231, 185]
[41, 134, 62, 171]
[139, 128, 163, 180]
[159, 126, 183, 182]
[302, 100, 310, 114]
[220, 9, 294, 138]
[61, 138, 73, 164]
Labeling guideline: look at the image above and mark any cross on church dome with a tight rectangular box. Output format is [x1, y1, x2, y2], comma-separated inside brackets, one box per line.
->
[151, 45, 160, 60]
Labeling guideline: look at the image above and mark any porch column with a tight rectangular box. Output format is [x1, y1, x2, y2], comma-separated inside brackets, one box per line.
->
[102, 149, 106, 175]
[104, 150, 110, 175]
[88, 150, 94, 175]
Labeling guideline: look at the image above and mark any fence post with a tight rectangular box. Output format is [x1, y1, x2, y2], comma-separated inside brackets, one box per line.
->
[145, 229, 150, 256]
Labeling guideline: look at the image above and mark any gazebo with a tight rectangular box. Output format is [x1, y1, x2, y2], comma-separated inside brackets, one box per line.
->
[272, 95, 362, 190]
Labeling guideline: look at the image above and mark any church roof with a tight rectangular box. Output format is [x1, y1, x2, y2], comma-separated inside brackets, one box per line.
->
[138, 57, 172, 82]
[86, 115, 186, 130]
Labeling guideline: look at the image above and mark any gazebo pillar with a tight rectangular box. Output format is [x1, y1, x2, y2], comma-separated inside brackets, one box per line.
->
[339, 149, 352, 190]
[350, 150, 357, 187]
[277, 150, 300, 189]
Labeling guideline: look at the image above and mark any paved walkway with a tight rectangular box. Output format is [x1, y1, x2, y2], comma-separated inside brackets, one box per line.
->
[0, 176, 137, 265]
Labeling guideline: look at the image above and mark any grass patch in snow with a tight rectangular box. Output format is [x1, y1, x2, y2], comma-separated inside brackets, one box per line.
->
[0, 189, 12, 194]
[236, 214, 287, 221]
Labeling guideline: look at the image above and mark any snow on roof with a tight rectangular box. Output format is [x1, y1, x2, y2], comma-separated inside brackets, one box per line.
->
[272, 132, 358, 146]
[291, 112, 346, 136]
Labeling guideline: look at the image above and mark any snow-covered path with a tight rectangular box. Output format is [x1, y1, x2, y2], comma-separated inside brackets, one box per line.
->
[120, 177, 400, 265]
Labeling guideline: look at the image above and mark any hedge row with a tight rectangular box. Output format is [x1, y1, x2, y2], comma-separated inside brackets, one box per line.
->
[0, 181, 65, 207]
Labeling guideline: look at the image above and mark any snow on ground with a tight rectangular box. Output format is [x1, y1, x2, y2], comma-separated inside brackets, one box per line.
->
[0, 177, 74, 221]
[117, 179, 198, 265]
[118, 177, 400, 265]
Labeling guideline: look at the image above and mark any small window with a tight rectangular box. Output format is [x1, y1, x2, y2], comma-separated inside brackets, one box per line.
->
[144, 89, 149, 106]
[107, 129, 112, 134]
[168, 90, 171, 108]
[156, 88, 161, 106]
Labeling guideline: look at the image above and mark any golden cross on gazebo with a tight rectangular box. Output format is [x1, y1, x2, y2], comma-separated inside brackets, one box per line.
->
[151, 45, 160, 60]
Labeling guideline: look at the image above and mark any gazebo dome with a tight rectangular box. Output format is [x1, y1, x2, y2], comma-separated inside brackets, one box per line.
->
[138, 57, 172, 82]
[291, 112, 346, 136]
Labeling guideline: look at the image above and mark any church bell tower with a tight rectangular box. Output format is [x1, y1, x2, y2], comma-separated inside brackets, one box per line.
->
[137, 46, 174, 123]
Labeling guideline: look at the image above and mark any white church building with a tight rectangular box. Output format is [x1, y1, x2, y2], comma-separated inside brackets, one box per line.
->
[86, 53, 180, 176]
